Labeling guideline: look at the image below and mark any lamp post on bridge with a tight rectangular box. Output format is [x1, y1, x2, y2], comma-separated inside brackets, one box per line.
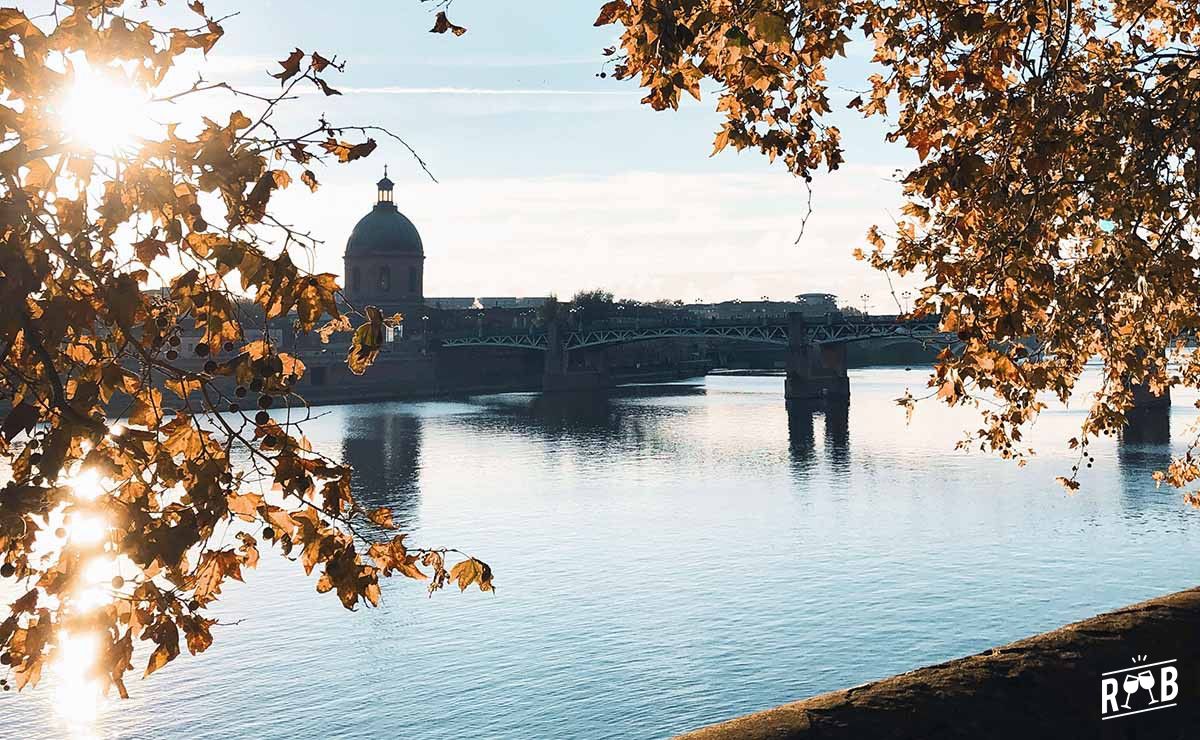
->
[860, 293, 870, 317]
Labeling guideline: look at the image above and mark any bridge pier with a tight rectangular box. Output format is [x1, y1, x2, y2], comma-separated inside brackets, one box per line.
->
[1130, 379, 1170, 413]
[785, 313, 850, 401]
[1123, 378, 1171, 444]
[543, 320, 610, 393]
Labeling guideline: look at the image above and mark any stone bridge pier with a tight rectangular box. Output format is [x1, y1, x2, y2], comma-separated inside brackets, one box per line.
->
[1131, 378, 1171, 413]
[1124, 377, 1171, 444]
[785, 313, 850, 402]
[543, 320, 610, 393]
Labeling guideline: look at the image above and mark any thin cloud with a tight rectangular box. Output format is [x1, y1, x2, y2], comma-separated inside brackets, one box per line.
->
[385, 56, 603, 68]
[316, 86, 629, 96]
[238, 85, 630, 99]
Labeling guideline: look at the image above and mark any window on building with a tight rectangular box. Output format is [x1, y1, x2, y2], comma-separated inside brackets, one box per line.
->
[408, 266, 418, 293]
[379, 267, 391, 292]
[352, 267, 361, 293]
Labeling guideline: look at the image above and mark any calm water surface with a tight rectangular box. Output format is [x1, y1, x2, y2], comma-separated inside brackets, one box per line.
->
[3, 370, 1199, 739]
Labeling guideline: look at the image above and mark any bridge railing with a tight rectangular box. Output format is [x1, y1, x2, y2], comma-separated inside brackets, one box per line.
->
[433, 313, 938, 339]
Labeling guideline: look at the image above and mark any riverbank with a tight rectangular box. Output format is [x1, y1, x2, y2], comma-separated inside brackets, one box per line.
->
[677, 586, 1200, 739]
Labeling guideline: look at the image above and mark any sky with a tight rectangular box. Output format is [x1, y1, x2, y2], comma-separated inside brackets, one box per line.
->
[77, 1, 921, 309]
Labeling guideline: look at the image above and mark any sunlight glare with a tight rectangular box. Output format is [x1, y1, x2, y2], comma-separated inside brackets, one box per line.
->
[83, 557, 113, 585]
[68, 468, 104, 501]
[75, 556, 118, 611]
[52, 632, 104, 737]
[57, 63, 154, 153]
[68, 513, 107, 546]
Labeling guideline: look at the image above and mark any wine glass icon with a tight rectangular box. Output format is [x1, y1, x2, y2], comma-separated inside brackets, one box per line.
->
[1122, 673, 1141, 709]
[1139, 670, 1158, 704]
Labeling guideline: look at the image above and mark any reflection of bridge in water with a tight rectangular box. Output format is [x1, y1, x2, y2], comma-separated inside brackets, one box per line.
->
[438, 313, 948, 400]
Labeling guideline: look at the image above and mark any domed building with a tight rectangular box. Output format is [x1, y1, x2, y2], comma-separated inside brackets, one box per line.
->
[343, 169, 424, 311]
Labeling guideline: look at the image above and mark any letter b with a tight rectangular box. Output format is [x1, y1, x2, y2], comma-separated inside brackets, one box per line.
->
[1160, 666, 1179, 702]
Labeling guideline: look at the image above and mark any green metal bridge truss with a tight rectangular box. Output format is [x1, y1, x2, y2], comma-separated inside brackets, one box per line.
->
[437, 318, 946, 351]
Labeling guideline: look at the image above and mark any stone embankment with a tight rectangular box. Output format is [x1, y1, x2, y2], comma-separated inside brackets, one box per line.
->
[678, 588, 1200, 739]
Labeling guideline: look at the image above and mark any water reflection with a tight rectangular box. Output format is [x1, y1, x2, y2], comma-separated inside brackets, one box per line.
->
[340, 412, 423, 529]
[23, 466, 120, 739]
[786, 400, 850, 473]
[786, 401, 815, 468]
[52, 632, 103, 740]
[1118, 410, 1175, 513]
[471, 384, 706, 442]
[524, 392, 619, 435]
[823, 401, 850, 472]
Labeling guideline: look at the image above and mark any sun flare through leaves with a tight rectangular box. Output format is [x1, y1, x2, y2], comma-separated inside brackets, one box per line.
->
[0, 1, 491, 715]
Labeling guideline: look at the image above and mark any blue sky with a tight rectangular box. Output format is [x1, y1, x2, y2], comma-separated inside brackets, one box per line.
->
[143, 1, 919, 306]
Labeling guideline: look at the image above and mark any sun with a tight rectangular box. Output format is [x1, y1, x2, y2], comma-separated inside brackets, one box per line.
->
[57, 63, 154, 153]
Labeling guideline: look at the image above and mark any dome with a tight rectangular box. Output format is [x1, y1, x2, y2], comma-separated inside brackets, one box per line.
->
[344, 201, 424, 257]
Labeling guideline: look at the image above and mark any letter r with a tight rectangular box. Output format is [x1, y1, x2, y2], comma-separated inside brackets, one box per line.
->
[1102, 677, 1120, 714]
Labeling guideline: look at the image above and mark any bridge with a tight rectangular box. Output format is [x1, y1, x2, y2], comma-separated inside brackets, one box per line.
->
[436, 314, 949, 400]
[438, 316, 943, 352]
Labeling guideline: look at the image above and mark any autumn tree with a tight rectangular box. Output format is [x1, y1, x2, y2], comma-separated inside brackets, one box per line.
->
[0, 1, 492, 696]
[569, 288, 616, 323]
[572, 0, 1200, 492]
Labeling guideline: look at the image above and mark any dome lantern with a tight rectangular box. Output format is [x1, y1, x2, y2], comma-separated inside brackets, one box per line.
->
[377, 165, 394, 205]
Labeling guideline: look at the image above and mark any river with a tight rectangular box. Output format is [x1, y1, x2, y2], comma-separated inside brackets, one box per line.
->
[2, 370, 1198, 739]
